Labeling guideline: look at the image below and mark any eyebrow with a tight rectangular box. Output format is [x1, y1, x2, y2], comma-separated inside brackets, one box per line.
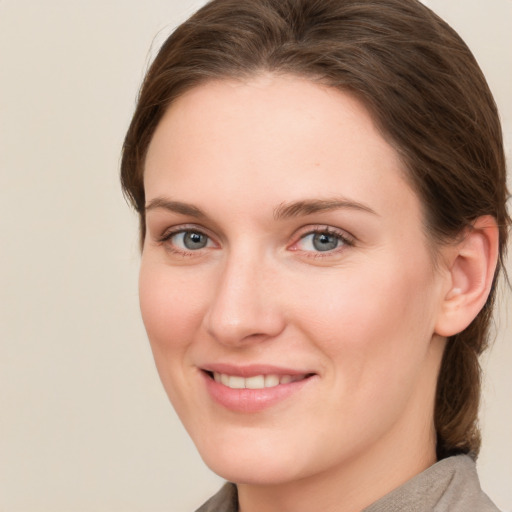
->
[145, 197, 206, 218]
[273, 198, 378, 220]
[145, 196, 378, 220]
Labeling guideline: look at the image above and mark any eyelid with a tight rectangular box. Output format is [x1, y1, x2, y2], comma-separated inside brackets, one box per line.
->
[288, 225, 355, 254]
[157, 224, 219, 255]
[157, 222, 212, 239]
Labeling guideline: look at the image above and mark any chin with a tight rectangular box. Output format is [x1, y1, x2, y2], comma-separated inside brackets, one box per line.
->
[195, 432, 310, 485]
[205, 456, 302, 486]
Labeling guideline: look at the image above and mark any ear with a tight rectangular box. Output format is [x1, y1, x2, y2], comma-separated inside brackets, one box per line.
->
[435, 215, 499, 337]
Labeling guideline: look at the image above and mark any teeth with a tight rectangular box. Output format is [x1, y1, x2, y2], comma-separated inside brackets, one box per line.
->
[228, 375, 245, 389]
[212, 372, 305, 390]
[245, 375, 265, 389]
[264, 374, 279, 387]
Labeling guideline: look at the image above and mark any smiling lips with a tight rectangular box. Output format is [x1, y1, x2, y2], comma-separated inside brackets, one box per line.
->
[202, 367, 315, 413]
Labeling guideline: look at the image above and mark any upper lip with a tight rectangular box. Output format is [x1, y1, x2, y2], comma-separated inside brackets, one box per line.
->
[200, 363, 315, 378]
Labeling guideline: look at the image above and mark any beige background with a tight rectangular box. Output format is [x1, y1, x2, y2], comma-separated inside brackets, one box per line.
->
[0, 1, 510, 511]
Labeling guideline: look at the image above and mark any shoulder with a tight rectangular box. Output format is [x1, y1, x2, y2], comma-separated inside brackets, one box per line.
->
[195, 457, 500, 512]
[195, 482, 238, 512]
[364, 455, 500, 512]
[432, 455, 500, 512]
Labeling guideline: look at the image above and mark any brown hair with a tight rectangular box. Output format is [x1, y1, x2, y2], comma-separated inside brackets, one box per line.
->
[121, 0, 510, 458]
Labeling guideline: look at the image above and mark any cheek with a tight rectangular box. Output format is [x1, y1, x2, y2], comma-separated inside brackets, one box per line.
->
[288, 256, 439, 378]
[138, 261, 207, 355]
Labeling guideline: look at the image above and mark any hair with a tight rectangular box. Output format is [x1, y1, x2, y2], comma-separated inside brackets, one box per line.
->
[121, 0, 510, 458]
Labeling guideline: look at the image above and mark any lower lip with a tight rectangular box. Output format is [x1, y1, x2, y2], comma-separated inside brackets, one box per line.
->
[202, 372, 314, 413]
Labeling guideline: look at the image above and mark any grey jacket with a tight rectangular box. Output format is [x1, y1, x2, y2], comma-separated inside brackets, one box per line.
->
[195, 454, 500, 511]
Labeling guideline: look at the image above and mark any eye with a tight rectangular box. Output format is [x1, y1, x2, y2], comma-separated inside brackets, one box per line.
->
[176, 231, 209, 250]
[291, 228, 353, 254]
[301, 232, 340, 251]
[160, 229, 215, 252]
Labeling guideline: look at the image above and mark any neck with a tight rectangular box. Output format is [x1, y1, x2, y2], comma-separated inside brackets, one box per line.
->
[237, 427, 437, 512]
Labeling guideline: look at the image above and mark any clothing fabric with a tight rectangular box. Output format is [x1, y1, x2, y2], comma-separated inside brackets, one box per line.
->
[194, 454, 500, 511]
[195, 482, 238, 512]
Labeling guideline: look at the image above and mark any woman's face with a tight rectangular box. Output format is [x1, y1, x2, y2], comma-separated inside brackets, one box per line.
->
[140, 75, 448, 486]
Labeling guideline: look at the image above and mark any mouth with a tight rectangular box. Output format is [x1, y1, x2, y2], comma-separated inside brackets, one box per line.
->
[197, 362, 320, 414]
[203, 370, 314, 390]
[200, 367, 317, 413]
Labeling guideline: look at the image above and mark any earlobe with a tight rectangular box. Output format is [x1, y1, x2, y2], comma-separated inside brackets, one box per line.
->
[435, 215, 499, 337]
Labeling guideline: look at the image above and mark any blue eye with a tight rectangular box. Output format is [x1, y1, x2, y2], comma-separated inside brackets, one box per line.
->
[297, 231, 347, 252]
[169, 230, 211, 250]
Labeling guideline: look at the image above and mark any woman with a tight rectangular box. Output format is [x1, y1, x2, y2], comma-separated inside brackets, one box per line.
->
[121, 0, 509, 510]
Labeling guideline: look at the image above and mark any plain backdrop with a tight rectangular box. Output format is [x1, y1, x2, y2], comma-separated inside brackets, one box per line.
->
[0, 1, 510, 511]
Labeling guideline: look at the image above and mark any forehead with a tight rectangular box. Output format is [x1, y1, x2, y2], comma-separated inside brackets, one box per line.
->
[144, 74, 421, 228]
[148, 75, 389, 159]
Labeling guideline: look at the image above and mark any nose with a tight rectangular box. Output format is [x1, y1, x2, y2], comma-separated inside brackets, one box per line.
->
[202, 250, 286, 346]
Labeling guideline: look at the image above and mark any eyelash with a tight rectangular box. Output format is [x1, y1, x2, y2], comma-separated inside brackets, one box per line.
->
[157, 225, 216, 257]
[156, 225, 355, 258]
[289, 226, 355, 258]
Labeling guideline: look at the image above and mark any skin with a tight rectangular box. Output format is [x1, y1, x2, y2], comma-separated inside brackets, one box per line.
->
[140, 75, 455, 512]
